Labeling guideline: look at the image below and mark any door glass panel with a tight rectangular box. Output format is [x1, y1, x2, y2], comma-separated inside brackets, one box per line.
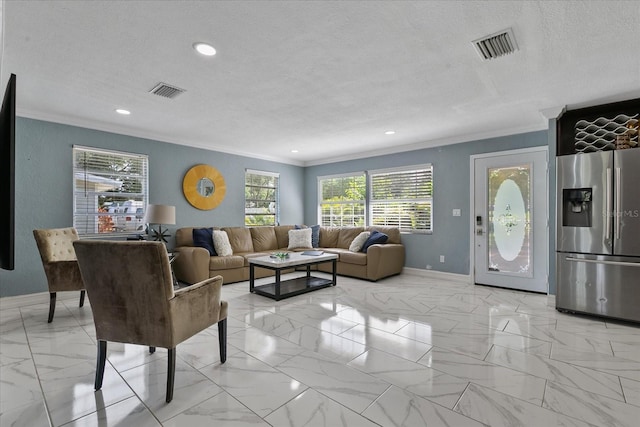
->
[488, 164, 532, 277]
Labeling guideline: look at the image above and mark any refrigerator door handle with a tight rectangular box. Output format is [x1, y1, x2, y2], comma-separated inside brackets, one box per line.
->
[565, 257, 640, 268]
[606, 168, 612, 240]
[615, 167, 621, 240]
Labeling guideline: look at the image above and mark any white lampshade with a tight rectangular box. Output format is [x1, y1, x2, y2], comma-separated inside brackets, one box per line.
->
[145, 204, 176, 225]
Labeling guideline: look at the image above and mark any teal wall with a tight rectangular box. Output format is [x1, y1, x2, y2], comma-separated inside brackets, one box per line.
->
[0, 118, 305, 297]
[304, 130, 549, 283]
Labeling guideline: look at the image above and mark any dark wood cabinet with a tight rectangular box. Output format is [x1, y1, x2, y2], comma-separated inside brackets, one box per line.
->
[556, 98, 640, 156]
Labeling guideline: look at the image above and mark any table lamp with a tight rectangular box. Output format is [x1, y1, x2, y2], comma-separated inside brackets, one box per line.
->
[145, 204, 176, 243]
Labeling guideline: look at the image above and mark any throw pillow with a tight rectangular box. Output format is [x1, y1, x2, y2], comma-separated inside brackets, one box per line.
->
[310, 224, 320, 248]
[213, 230, 233, 256]
[293, 225, 320, 248]
[349, 231, 371, 252]
[192, 228, 216, 256]
[288, 228, 312, 250]
[361, 230, 388, 253]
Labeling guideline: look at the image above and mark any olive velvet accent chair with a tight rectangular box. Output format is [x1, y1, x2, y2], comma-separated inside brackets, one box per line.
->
[73, 240, 228, 403]
[33, 227, 86, 323]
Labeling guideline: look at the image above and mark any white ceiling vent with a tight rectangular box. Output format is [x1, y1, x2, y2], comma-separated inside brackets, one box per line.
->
[472, 28, 518, 60]
[149, 83, 185, 99]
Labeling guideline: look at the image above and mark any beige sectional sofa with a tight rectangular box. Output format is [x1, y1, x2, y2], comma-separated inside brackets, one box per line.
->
[172, 225, 404, 285]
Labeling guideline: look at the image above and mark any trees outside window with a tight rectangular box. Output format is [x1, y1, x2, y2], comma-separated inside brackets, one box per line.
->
[245, 170, 279, 226]
[318, 166, 433, 233]
[370, 165, 433, 232]
[318, 174, 366, 226]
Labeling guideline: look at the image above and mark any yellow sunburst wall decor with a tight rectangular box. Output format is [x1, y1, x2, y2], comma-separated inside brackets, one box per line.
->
[182, 164, 226, 210]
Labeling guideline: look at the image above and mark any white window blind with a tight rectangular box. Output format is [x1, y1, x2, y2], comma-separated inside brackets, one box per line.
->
[369, 165, 433, 232]
[318, 173, 366, 226]
[73, 146, 148, 236]
[245, 169, 280, 226]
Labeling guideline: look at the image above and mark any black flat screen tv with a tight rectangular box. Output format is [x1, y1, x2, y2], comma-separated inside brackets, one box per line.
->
[0, 74, 16, 271]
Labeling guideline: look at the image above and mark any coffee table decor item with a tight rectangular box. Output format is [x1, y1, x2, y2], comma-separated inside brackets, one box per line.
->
[270, 251, 290, 260]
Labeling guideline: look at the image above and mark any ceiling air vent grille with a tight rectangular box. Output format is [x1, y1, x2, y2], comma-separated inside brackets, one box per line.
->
[472, 28, 518, 60]
[149, 83, 185, 99]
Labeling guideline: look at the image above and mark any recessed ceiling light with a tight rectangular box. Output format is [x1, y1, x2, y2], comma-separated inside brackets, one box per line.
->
[384, 130, 395, 135]
[115, 109, 131, 115]
[193, 42, 216, 56]
[291, 149, 299, 153]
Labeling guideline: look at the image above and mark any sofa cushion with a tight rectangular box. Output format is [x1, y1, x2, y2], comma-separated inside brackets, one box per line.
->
[337, 227, 365, 249]
[192, 228, 216, 256]
[366, 226, 401, 244]
[339, 250, 368, 266]
[288, 228, 312, 250]
[209, 255, 244, 270]
[362, 230, 389, 253]
[349, 231, 370, 252]
[176, 227, 196, 247]
[222, 227, 254, 253]
[319, 227, 340, 248]
[250, 227, 278, 252]
[213, 230, 233, 256]
[274, 225, 295, 249]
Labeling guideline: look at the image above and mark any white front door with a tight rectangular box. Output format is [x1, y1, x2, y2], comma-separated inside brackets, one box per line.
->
[471, 148, 548, 293]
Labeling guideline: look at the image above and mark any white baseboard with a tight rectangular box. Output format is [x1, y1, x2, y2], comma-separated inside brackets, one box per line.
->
[402, 267, 471, 284]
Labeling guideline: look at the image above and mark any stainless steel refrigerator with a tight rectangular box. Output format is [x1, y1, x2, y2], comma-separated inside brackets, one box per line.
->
[556, 149, 640, 323]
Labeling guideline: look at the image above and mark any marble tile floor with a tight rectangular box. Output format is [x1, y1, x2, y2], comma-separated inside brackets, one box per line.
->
[2, 272, 640, 427]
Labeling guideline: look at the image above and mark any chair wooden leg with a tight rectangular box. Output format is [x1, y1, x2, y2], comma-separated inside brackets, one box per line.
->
[149, 346, 156, 354]
[95, 340, 107, 390]
[47, 293, 56, 323]
[218, 318, 227, 364]
[166, 348, 176, 403]
[79, 290, 86, 307]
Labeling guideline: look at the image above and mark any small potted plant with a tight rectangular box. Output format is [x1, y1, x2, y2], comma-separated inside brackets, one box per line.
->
[270, 251, 290, 260]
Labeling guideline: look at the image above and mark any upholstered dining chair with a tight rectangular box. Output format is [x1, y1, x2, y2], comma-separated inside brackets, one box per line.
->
[33, 227, 86, 323]
[72, 240, 227, 403]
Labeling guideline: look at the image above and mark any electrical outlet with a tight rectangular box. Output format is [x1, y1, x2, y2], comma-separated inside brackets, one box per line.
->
[452, 209, 461, 216]
[440, 255, 445, 263]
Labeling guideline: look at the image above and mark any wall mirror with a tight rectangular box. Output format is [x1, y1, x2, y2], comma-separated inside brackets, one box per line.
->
[182, 164, 226, 210]
[197, 178, 214, 197]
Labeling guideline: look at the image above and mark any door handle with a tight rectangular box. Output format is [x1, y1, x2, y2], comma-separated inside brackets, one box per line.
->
[606, 168, 612, 240]
[615, 167, 621, 240]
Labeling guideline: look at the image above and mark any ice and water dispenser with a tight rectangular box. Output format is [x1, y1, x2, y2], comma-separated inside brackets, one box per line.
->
[562, 188, 592, 227]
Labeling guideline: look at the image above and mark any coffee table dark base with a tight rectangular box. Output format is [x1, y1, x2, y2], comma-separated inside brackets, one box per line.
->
[250, 259, 337, 301]
[253, 276, 333, 300]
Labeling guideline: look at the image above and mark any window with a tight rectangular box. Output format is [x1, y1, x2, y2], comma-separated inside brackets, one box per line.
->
[245, 169, 279, 225]
[318, 173, 366, 226]
[369, 165, 433, 232]
[73, 146, 148, 236]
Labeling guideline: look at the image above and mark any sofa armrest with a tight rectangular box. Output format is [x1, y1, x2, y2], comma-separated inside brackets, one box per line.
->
[366, 244, 405, 281]
[170, 275, 225, 344]
[172, 246, 210, 285]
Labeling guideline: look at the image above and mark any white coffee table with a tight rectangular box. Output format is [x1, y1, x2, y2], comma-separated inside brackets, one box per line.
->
[248, 252, 338, 301]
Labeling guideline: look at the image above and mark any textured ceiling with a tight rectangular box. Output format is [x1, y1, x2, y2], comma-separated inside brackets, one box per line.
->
[2, 1, 639, 166]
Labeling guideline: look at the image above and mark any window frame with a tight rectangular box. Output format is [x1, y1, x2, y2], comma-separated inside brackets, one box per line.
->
[72, 145, 148, 237]
[244, 169, 280, 226]
[368, 164, 433, 233]
[317, 172, 367, 227]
